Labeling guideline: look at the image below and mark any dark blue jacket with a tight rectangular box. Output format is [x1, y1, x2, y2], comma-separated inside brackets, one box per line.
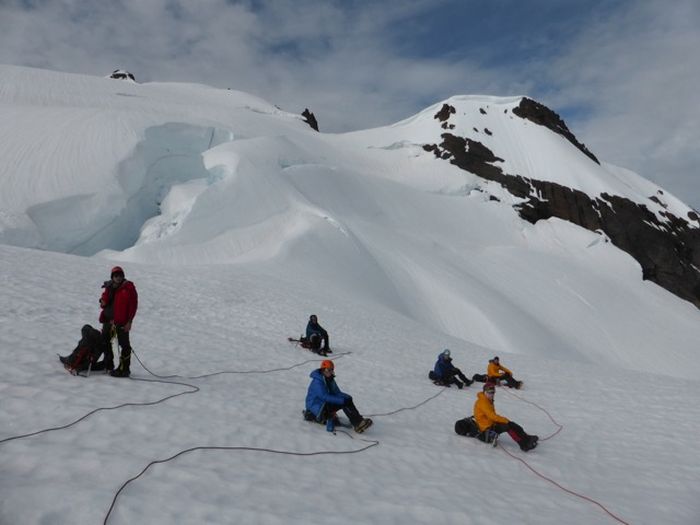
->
[433, 354, 457, 379]
[306, 320, 328, 339]
[305, 369, 348, 419]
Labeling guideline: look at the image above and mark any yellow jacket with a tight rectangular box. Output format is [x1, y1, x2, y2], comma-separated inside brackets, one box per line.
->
[487, 361, 512, 378]
[473, 391, 509, 431]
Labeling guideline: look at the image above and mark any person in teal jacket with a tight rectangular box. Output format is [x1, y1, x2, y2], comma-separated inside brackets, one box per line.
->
[304, 360, 372, 433]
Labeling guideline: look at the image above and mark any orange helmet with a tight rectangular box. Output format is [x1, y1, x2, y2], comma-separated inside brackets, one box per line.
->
[320, 359, 334, 370]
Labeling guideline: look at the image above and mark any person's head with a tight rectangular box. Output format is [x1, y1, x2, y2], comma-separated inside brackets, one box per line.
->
[110, 266, 125, 282]
[441, 349, 451, 360]
[309, 314, 318, 323]
[320, 359, 334, 376]
[492, 356, 499, 364]
[81, 324, 93, 338]
[483, 382, 496, 398]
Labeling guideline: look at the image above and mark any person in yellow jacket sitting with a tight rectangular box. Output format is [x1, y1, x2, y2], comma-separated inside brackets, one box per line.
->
[473, 383, 538, 451]
[487, 356, 522, 389]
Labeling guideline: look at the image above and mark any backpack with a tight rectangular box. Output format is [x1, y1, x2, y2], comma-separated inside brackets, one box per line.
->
[454, 417, 479, 437]
[65, 325, 107, 371]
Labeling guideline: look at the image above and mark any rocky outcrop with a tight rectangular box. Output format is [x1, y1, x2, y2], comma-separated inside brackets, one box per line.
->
[424, 101, 700, 308]
[302, 108, 319, 132]
[108, 69, 136, 82]
[513, 98, 599, 164]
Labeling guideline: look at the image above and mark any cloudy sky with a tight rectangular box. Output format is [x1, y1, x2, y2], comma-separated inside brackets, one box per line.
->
[1, 0, 698, 209]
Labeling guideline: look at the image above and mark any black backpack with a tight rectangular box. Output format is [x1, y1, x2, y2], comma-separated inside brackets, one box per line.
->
[65, 325, 107, 371]
[454, 417, 479, 437]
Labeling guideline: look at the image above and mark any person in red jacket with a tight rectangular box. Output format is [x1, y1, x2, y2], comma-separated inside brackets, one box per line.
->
[100, 266, 138, 377]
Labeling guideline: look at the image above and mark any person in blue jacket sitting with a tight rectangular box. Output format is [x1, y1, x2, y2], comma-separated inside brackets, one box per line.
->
[429, 349, 474, 389]
[304, 360, 373, 433]
[306, 314, 331, 355]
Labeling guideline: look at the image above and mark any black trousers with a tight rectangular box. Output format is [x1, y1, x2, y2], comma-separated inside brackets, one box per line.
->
[322, 398, 362, 427]
[102, 323, 132, 370]
[489, 373, 520, 388]
[309, 333, 330, 350]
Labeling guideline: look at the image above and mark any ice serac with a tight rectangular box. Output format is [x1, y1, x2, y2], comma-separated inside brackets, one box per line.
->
[424, 99, 700, 308]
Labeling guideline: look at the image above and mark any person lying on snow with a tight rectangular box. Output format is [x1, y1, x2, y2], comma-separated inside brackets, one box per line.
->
[429, 349, 474, 388]
[473, 382, 538, 451]
[305, 314, 331, 355]
[487, 356, 522, 389]
[59, 324, 111, 373]
[304, 359, 372, 433]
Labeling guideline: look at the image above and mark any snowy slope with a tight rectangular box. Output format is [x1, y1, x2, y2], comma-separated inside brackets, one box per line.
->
[1, 245, 699, 525]
[1, 64, 700, 524]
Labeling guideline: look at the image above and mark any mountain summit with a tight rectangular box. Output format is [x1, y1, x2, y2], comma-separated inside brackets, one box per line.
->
[423, 97, 700, 308]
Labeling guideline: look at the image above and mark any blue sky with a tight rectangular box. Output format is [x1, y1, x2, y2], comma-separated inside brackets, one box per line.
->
[1, 0, 699, 209]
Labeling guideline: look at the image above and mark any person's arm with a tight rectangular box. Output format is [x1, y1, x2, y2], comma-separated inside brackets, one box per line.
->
[125, 283, 138, 330]
[499, 364, 512, 376]
[99, 287, 110, 308]
[484, 401, 509, 425]
[313, 379, 346, 405]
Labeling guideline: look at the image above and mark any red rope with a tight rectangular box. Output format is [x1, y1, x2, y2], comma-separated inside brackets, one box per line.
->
[501, 388, 562, 441]
[498, 445, 631, 525]
[498, 387, 631, 525]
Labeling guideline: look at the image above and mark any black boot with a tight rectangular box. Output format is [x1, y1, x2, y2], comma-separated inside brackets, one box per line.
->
[110, 349, 131, 377]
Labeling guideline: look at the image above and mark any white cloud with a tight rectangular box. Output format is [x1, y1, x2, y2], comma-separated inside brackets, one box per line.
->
[541, 1, 700, 209]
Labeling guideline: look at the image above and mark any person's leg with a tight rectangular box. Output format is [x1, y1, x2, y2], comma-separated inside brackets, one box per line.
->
[454, 368, 473, 386]
[506, 421, 537, 450]
[338, 398, 363, 427]
[309, 334, 321, 352]
[101, 323, 115, 370]
[322, 333, 330, 351]
[111, 326, 131, 376]
[444, 370, 463, 388]
[502, 374, 520, 388]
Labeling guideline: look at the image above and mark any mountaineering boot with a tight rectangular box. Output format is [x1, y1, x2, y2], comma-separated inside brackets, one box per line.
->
[59, 355, 69, 365]
[520, 435, 538, 452]
[354, 418, 373, 433]
[454, 379, 464, 389]
[110, 349, 131, 378]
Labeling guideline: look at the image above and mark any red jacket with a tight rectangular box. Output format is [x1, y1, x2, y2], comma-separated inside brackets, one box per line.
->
[99, 280, 138, 325]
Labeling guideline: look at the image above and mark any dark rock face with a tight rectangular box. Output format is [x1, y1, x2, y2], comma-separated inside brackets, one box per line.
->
[109, 69, 136, 81]
[424, 100, 700, 308]
[512, 98, 599, 164]
[302, 108, 319, 131]
[434, 103, 456, 122]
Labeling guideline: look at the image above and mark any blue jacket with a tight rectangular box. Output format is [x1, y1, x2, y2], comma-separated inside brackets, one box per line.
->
[433, 354, 456, 379]
[305, 369, 348, 419]
[306, 320, 328, 339]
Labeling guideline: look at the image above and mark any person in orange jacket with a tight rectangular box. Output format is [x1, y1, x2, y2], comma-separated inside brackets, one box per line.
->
[99, 266, 138, 377]
[487, 356, 522, 389]
[473, 382, 537, 451]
